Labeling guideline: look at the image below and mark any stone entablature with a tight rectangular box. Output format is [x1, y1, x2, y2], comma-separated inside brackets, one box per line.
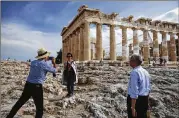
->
[61, 5, 179, 41]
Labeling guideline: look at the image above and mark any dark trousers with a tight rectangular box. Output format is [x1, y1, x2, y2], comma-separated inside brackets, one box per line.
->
[67, 78, 74, 95]
[127, 95, 148, 118]
[6, 82, 43, 118]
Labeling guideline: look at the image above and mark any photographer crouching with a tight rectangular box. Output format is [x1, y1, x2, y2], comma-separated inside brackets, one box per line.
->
[6, 48, 58, 118]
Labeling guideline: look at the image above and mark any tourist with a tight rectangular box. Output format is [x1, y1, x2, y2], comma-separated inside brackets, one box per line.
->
[127, 54, 151, 118]
[163, 58, 167, 66]
[153, 56, 157, 66]
[148, 57, 150, 65]
[159, 57, 163, 66]
[63, 53, 77, 97]
[6, 48, 57, 118]
[100, 58, 104, 66]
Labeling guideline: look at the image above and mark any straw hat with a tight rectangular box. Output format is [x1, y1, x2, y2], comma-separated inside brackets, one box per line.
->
[35, 48, 50, 59]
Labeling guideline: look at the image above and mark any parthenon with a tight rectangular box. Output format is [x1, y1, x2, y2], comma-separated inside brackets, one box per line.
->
[61, 5, 179, 63]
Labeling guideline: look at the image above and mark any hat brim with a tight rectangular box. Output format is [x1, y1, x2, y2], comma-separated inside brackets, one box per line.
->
[35, 52, 51, 59]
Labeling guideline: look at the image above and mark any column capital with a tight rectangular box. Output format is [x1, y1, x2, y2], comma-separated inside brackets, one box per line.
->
[80, 23, 85, 29]
[110, 24, 116, 27]
[69, 34, 73, 38]
[140, 28, 147, 31]
[168, 32, 175, 35]
[66, 36, 70, 39]
[120, 25, 127, 29]
[75, 27, 81, 32]
[160, 31, 167, 35]
[95, 22, 102, 25]
[131, 27, 139, 31]
[150, 29, 157, 33]
[73, 30, 79, 35]
[84, 20, 90, 25]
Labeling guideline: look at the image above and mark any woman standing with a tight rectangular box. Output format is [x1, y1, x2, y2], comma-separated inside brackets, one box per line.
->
[6, 48, 57, 118]
[63, 53, 77, 97]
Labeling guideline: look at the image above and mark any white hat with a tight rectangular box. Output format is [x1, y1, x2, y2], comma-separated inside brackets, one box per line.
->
[35, 48, 50, 59]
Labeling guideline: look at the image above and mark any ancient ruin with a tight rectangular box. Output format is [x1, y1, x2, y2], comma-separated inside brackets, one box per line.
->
[61, 5, 179, 63]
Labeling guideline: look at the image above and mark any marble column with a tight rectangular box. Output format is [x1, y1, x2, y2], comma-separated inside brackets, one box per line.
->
[71, 34, 74, 59]
[152, 30, 159, 59]
[177, 33, 179, 58]
[121, 26, 127, 61]
[129, 44, 133, 56]
[64, 40, 67, 61]
[83, 21, 90, 61]
[160, 31, 168, 61]
[67, 37, 70, 53]
[66, 37, 68, 53]
[169, 32, 176, 61]
[73, 33, 76, 60]
[96, 23, 103, 60]
[142, 29, 150, 62]
[110, 24, 116, 60]
[62, 40, 65, 63]
[80, 25, 84, 61]
[91, 43, 95, 60]
[69, 35, 72, 53]
[76, 30, 80, 61]
[132, 27, 139, 55]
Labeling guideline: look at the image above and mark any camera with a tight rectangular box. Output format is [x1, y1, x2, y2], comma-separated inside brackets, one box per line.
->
[48, 56, 54, 60]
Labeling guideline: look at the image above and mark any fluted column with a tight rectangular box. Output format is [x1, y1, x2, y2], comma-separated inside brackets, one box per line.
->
[129, 44, 133, 56]
[62, 40, 65, 63]
[132, 27, 139, 55]
[83, 21, 90, 61]
[76, 30, 80, 61]
[69, 35, 72, 53]
[152, 30, 159, 59]
[71, 34, 74, 58]
[177, 33, 179, 58]
[80, 25, 84, 61]
[64, 40, 67, 61]
[96, 23, 103, 60]
[121, 26, 127, 61]
[67, 37, 70, 53]
[110, 24, 116, 60]
[91, 43, 95, 60]
[73, 33, 76, 60]
[142, 29, 150, 62]
[160, 31, 168, 61]
[169, 32, 176, 61]
[66, 37, 68, 53]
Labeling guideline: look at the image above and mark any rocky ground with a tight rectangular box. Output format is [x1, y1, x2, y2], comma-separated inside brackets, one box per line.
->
[1, 61, 179, 118]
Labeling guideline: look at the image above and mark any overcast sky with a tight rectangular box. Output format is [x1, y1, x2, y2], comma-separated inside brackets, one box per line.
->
[1, 1, 178, 60]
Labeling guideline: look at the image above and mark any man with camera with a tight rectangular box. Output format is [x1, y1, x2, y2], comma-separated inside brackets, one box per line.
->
[6, 48, 58, 118]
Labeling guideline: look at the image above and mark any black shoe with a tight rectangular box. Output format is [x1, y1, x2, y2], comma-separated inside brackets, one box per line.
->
[69, 93, 74, 97]
[66, 93, 70, 97]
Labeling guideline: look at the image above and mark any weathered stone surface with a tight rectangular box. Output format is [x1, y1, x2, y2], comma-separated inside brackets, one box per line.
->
[1, 61, 179, 118]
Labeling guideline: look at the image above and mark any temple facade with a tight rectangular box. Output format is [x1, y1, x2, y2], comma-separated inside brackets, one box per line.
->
[61, 5, 179, 63]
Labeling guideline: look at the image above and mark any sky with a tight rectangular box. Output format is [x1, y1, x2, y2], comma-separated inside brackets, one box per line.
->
[1, 1, 178, 61]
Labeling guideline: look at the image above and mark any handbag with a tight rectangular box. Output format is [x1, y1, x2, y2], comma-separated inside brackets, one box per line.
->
[62, 62, 68, 85]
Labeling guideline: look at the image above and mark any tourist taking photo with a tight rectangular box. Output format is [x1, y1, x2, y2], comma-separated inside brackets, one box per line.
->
[6, 48, 58, 118]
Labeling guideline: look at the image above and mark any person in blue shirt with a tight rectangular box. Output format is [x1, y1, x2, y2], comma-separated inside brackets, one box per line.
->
[127, 54, 151, 118]
[6, 48, 57, 118]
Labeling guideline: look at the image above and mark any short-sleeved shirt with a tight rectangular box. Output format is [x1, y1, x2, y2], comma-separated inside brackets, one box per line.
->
[27, 60, 56, 84]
